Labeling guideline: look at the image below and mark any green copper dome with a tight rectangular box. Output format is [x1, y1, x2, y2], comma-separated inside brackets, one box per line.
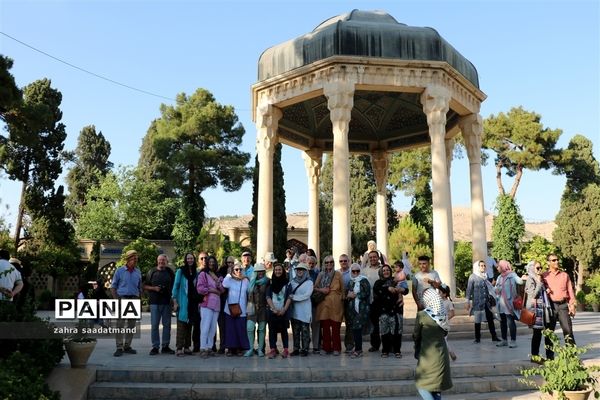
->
[258, 9, 479, 88]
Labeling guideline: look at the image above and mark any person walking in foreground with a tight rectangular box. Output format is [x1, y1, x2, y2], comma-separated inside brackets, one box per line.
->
[466, 260, 500, 343]
[542, 253, 576, 357]
[494, 260, 524, 348]
[413, 288, 452, 400]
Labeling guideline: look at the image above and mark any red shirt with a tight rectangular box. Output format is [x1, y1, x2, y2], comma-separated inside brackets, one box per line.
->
[542, 269, 575, 305]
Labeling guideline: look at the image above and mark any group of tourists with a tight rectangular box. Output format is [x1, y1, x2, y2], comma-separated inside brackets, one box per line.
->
[108, 245, 577, 400]
[465, 254, 577, 364]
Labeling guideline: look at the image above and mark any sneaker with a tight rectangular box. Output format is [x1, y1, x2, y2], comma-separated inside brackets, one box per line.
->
[161, 346, 175, 354]
[200, 350, 209, 359]
[381, 353, 389, 358]
[509, 341, 518, 348]
[282, 349, 289, 358]
[395, 352, 402, 358]
[473, 339, 481, 344]
[123, 347, 137, 354]
[291, 350, 300, 356]
[267, 349, 277, 359]
[113, 348, 123, 357]
[312, 348, 319, 354]
[368, 347, 378, 352]
[149, 347, 159, 355]
[492, 337, 502, 342]
[496, 340, 508, 347]
[243, 349, 254, 357]
[300, 350, 308, 357]
[184, 348, 193, 355]
[258, 350, 265, 357]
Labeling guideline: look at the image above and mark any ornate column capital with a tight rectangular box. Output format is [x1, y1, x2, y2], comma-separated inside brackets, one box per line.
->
[459, 114, 483, 163]
[371, 150, 390, 193]
[255, 100, 282, 164]
[302, 149, 323, 185]
[421, 85, 451, 142]
[323, 79, 355, 136]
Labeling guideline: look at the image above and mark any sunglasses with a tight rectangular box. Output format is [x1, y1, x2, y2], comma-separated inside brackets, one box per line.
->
[549, 259, 559, 263]
[199, 257, 206, 260]
[233, 268, 241, 271]
[339, 260, 348, 263]
[351, 270, 360, 273]
[324, 261, 334, 264]
[227, 261, 234, 264]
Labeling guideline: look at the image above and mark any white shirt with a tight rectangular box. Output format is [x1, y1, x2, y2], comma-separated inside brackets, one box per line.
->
[0, 259, 22, 301]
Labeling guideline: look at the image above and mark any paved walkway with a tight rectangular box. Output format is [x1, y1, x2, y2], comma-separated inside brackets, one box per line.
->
[45, 311, 600, 399]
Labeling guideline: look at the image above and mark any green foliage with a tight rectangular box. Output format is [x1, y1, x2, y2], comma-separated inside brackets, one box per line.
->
[172, 199, 200, 260]
[138, 88, 251, 235]
[119, 237, 160, 277]
[319, 154, 397, 258]
[389, 148, 431, 196]
[454, 241, 473, 293]
[0, 301, 63, 400]
[249, 143, 287, 260]
[0, 55, 22, 120]
[483, 106, 562, 197]
[521, 236, 558, 267]
[520, 329, 600, 399]
[554, 184, 600, 273]
[387, 216, 431, 272]
[584, 272, 600, 304]
[196, 221, 228, 262]
[76, 168, 179, 240]
[491, 194, 525, 263]
[0, 78, 67, 247]
[66, 125, 112, 219]
[409, 182, 433, 246]
[554, 135, 600, 201]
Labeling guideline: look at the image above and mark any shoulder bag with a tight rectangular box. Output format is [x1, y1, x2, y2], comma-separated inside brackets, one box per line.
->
[228, 281, 243, 318]
[311, 272, 331, 306]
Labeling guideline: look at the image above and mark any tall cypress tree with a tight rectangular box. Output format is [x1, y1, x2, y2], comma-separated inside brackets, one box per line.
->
[66, 125, 113, 219]
[249, 143, 287, 260]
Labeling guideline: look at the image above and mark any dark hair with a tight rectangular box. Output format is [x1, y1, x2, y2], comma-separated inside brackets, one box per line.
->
[183, 252, 196, 266]
[306, 248, 316, 257]
[205, 256, 218, 271]
[439, 284, 452, 301]
[418, 255, 430, 262]
[546, 253, 558, 261]
[394, 260, 404, 268]
[0, 249, 9, 260]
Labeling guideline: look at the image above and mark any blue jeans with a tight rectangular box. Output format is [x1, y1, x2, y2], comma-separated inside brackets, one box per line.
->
[499, 312, 516, 341]
[150, 304, 172, 349]
[417, 388, 442, 400]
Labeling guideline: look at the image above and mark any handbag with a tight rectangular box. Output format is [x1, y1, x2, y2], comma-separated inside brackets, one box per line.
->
[520, 307, 535, 326]
[311, 272, 333, 306]
[513, 295, 523, 311]
[228, 281, 243, 318]
[486, 294, 496, 308]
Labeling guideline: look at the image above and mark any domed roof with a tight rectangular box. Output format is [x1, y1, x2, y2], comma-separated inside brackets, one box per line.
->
[258, 9, 479, 88]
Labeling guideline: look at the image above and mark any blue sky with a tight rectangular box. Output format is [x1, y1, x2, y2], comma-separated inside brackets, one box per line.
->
[1, 0, 598, 230]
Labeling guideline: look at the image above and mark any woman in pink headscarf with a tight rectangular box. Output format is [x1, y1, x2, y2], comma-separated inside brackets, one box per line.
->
[494, 260, 525, 348]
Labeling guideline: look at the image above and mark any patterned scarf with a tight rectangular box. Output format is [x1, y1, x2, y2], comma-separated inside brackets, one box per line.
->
[423, 288, 449, 332]
[350, 273, 366, 314]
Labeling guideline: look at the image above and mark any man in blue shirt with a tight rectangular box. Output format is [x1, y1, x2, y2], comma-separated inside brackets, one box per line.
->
[111, 250, 142, 357]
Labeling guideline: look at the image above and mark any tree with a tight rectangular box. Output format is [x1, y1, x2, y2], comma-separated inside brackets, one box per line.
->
[389, 148, 433, 242]
[387, 216, 431, 271]
[454, 241, 473, 294]
[554, 136, 600, 290]
[0, 79, 67, 248]
[249, 143, 287, 260]
[119, 238, 160, 277]
[0, 55, 21, 121]
[521, 236, 558, 266]
[66, 125, 112, 219]
[319, 154, 397, 259]
[76, 168, 178, 240]
[483, 106, 562, 199]
[491, 194, 525, 263]
[138, 88, 251, 238]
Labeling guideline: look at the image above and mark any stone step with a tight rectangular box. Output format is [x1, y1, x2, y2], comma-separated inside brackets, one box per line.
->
[88, 375, 536, 400]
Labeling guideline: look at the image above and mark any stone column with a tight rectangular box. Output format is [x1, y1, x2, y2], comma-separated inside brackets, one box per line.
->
[324, 79, 354, 260]
[371, 150, 390, 258]
[302, 148, 323, 260]
[255, 100, 282, 261]
[459, 114, 488, 263]
[421, 85, 455, 294]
